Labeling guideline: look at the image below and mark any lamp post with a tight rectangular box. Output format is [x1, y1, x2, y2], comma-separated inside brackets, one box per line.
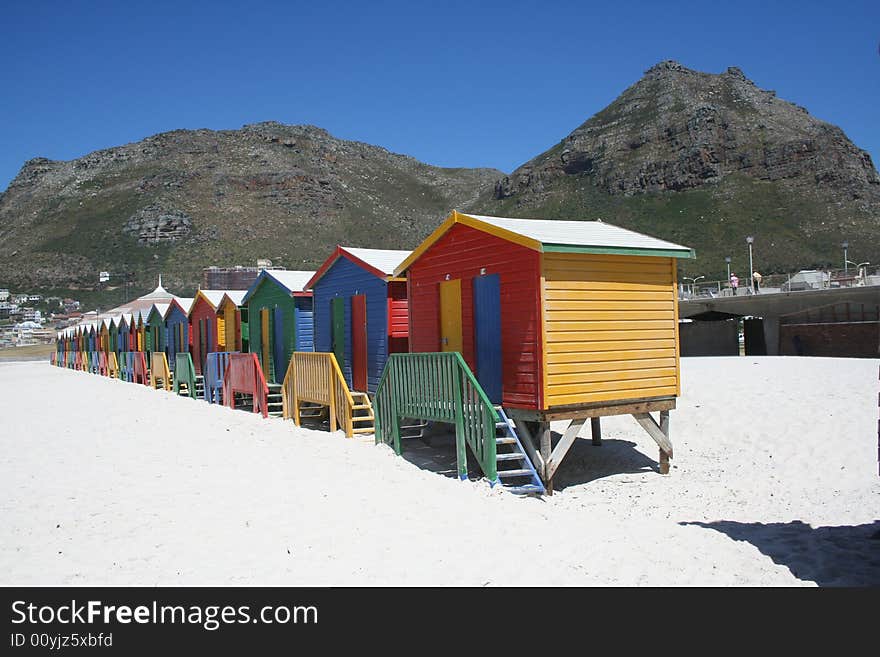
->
[842, 241, 849, 275]
[725, 256, 731, 288]
[746, 236, 754, 294]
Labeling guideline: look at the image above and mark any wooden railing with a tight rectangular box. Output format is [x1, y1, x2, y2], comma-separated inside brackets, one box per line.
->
[131, 352, 149, 385]
[205, 352, 237, 404]
[374, 352, 498, 482]
[173, 352, 198, 397]
[282, 352, 355, 437]
[149, 352, 173, 391]
[223, 353, 269, 418]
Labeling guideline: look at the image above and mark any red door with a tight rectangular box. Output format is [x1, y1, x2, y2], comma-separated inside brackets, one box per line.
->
[351, 295, 367, 391]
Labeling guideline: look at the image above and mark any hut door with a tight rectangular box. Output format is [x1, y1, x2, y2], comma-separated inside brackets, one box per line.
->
[473, 274, 502, 403]
[331, 297, 345, 370]
[351, 295, 367, 391]
[273, 306, 286, 382]
[260, 309, 270, 378]
[439, 279, 463, 353]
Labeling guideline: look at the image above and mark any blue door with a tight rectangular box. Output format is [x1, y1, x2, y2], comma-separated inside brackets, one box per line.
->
[273, 306, 286, 382]
[473, 274, 502, 404]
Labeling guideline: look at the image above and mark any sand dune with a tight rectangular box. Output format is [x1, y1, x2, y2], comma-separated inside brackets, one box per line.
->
[1, 357, 878, 586]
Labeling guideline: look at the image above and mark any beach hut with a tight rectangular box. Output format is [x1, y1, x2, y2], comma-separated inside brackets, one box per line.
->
[307, 247, 411, 393]
[241, 270, 315, 384]
[145, 303, 170, 360]
[164, 298, 194, 370]
[385, 210, 694, 492]
[189, 290, 245, 375]
[216, 291, 248, 353]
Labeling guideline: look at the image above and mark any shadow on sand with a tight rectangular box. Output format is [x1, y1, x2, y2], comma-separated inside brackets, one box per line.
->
[399, 424, 661, 489]
[681, 519, 880, 586]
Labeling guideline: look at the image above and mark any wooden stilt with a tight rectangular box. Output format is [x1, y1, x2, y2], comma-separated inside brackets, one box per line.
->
[590, 417, 602, 446]
[659, 410, 670, 474]
[540, 422, 553, 495]
[633, 411, 673, 474]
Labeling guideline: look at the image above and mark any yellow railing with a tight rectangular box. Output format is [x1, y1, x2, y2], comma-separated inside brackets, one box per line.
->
[282, 352, 355, 437]
[149, 352, 172, 391]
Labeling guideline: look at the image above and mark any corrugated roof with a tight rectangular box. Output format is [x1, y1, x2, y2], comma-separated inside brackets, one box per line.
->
[195, 290, 229, 310]
[220, 290, 247, 307]
[463, 213, 693, 253]
[342, 248, 411, 276]
[242, 270, 316, 304]
[264, 270, 315, 293]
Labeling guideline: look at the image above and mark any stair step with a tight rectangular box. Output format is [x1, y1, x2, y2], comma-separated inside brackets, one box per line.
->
[496, 453, 525, 462]
[352, 404, 371, 410]
[352, 427, 375, 434]
[496, 468, 533, 478]
[495, 437, 517, 445]
[352, 415, 374, 423]
[505, 484, 545, 495]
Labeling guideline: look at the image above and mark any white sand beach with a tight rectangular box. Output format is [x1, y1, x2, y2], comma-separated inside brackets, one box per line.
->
[1, 356, 878, 586]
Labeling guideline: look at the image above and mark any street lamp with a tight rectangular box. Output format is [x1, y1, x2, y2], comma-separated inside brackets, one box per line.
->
[724, 257, 731, 287]
[683, 275, 704, 297]
[842, 241, 849, 275]
[746, 236, 754, 294]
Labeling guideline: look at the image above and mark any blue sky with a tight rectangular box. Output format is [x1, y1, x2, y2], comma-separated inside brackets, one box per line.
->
[1, 0, 878, 191]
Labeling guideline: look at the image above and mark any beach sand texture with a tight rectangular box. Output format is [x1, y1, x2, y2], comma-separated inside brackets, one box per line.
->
[1, 357, 878, 586]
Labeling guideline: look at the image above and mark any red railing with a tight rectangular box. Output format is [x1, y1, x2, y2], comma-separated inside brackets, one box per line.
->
[132, 352, 149, 386]
[223, 353, 269, 418]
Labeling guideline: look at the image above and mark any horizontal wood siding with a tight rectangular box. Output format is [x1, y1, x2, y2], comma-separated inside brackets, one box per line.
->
[312, 257, 388, 393]
[295, 297, 314, 351]
[387, 280, 409, 338]
[409, 223, 542, 409]
[543, 252, 679, 407]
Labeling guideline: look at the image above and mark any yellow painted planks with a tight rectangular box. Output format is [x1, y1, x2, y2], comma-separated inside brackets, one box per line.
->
[546, 384, 678, 407]
[547, 319, 673, 332]
[548, 358, 677, 374]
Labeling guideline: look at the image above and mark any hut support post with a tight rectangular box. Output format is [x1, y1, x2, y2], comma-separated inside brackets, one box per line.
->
[513, 420, 544, 479]
[632, 410, 673, 474]
[539, 423, 552, 494]
[544, 418, 586, 485]
[591, 417, 602, 446]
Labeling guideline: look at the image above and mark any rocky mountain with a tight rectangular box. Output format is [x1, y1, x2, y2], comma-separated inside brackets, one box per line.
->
[2, 61, 879, 300]
[474, 60, 880, 276]
[0, 122, 501, 295]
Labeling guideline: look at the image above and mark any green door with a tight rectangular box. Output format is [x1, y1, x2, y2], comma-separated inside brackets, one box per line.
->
[331, 297, 345, 369]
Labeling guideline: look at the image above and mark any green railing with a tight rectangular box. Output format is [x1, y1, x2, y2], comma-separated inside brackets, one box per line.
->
[173, 352, 198, 398]
[374, 352, 498, 483]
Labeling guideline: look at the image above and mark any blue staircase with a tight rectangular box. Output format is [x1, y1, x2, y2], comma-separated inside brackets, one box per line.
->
[493, 406, 545, 495]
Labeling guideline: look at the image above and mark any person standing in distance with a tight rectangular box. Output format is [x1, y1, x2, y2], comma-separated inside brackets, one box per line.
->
[730, 272, 739, 295]
[752, 271, 762, 293]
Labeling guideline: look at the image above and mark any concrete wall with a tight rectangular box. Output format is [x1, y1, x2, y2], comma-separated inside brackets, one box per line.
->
[780, 322, 880, 358]
[679, 320, 739, 356]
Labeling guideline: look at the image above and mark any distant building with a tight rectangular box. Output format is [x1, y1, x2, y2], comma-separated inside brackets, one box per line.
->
[202, 266, 261, 291]
[21, 308, 42, 323]
[0, 289, 9, 302]
[62, 299, 81, 313]
[27, 294, 42, 302]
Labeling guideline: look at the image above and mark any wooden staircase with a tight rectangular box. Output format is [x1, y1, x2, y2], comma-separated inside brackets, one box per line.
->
[267, 383, 283, 418]
[281, 352, 373, 438]
[374, 352, 545, 495]
[493, 406, 545, 495]
[350, 391, 375, 436]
